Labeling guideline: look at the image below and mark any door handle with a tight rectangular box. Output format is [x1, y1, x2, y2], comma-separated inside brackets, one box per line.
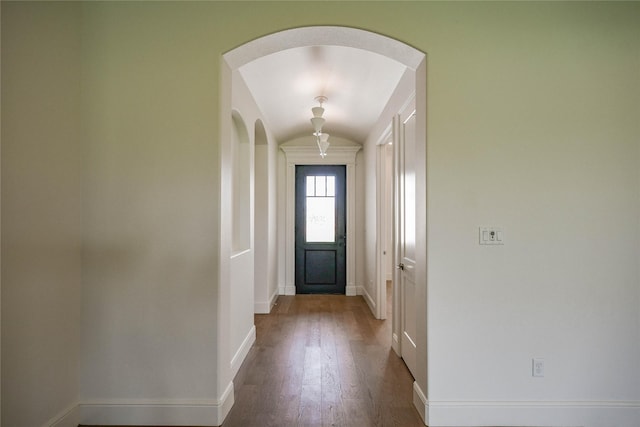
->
[397, 263, 405, 270]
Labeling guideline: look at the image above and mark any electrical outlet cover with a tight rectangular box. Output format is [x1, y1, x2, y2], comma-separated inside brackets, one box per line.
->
[532, 358, 545, 377]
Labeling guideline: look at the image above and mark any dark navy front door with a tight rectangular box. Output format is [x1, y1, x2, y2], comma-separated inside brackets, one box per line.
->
[295, 165, 346, 294]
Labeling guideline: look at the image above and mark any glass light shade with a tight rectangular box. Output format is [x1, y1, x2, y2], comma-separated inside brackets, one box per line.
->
[310, 98, 329, 158]
[311, 106, 325, 118]
[318, 133, 330, 157]
[310, 117, 325, 133]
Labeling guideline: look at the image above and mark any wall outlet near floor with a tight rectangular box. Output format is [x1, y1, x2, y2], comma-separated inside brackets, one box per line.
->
[532, 358, 545, 377]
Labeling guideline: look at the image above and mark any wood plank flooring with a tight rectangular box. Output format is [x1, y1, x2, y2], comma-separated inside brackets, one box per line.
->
[79, 285, 423, 427]
[222, 290, 424, 427]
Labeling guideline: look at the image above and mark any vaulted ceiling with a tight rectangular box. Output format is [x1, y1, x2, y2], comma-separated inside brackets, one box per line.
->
[238, 45, 408, 144]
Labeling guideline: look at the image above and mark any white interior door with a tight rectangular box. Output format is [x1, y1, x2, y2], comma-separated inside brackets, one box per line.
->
[395, 99, 417, 378]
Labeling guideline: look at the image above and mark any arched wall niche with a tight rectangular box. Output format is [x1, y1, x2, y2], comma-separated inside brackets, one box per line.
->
[254, 119, 268, 145]
[231, 110, 251, 254]
[254, 119, 272, 314]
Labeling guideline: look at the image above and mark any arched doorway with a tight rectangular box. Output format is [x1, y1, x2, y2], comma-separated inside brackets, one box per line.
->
[218, 26, 427, 424]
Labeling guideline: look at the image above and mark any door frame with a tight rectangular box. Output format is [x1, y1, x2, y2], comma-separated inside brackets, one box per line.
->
[396, 96, 419, 378]
[375, 125, 393, 321]
[221, 26, 427, 426]
[281, 143, 361, 296]
[295, 165, 347, 294]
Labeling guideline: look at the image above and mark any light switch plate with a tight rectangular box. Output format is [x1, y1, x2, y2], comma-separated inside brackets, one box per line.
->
[479, 227, 504, 245]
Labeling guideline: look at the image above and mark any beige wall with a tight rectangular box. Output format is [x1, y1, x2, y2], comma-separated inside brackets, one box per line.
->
[1, 1, 639, 426]
[420, 4, 640, 424]
[79, 1, 220, 405]
[1, 3, 83, 426]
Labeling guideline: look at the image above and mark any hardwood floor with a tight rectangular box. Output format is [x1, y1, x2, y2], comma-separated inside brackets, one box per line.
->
[79, 284, 423, 427]
[222, 287, 423, 427]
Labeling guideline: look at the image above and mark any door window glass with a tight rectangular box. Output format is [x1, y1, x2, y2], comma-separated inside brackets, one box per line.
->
[306, 175, 335, 242]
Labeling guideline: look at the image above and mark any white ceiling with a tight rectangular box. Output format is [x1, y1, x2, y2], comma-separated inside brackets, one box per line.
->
[238, 45, 407, 144]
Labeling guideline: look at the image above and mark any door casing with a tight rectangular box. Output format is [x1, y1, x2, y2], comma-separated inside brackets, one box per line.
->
[375, 126, 394, 321]
[281, 143, 361, 296]
[295, 165, 346, 294]
[395, 97, 418, 378]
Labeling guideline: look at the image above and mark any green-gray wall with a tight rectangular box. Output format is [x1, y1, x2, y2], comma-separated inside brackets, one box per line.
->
[2, 3, 82, 426]
[1, 2, 639, 426]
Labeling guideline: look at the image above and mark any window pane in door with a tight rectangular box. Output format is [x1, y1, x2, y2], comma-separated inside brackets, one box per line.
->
[306, 176, 316, 197]
[326, 176, 335, 197]
[306, 174, 335, 243]
[306, 197, 335, 242]
[315, 176, 326, 197]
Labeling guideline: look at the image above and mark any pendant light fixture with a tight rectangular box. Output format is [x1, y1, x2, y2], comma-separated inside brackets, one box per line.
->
[310, 96, 330, 158]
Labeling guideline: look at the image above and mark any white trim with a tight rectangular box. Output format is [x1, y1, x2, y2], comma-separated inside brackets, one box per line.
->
[269, 286, 279, 310]
[426, 400, 640, 427]
[281, 143, 361, 296]
[217, 54, 234, 427]
[254, 300, 270, 314]
[361, 285, 376, 314]
[279, 144, 361, 162]
[216, 381, 235, 425]
[255, 287, 279, 313]
[230, 325, 256, 378]
[429, 400, 640, 407]
[391, 332, 400, 356]
[412, 381, 428, 426]
[79, 390, 235, 427]
[374, 127, 393, 320]
[223, 26, 424, 71]
[45, 402, 80, 427]
[230, 248, 251, 259]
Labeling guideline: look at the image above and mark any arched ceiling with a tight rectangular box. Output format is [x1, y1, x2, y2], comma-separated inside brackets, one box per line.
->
[238, 45, 407, 143]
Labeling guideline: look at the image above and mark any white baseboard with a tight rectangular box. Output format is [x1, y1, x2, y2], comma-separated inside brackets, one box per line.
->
[391, 332, 400, 356]
[361, 286, 376, 314]
[254, 300, 271, 314]
[412, 381, 428, 425]
[80, 397, 231, 427]
[215, 381, 235, 425]
[346, 284, 356, 296]
[285, 285, 296, 295]
[426, 399, 640, 427]
[230, 325, 256, 378]
[45, 402, 80, 427]
[255, 288, 279, 313]
[78, 382, 235, 427]
[269, 287, 279, 310]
